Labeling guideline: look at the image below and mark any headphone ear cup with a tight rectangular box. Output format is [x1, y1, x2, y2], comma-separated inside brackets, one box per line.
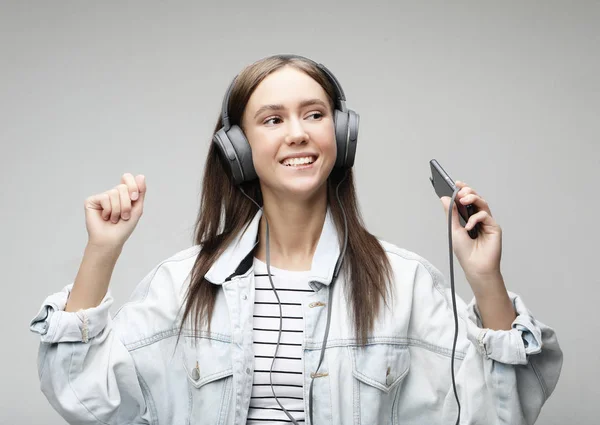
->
[334, 109, 350, 168]
[212, 128, 244, 185]
[227, 125, 257, 183]
[344, 110, 359, 168]
[212, 125, 257, 185]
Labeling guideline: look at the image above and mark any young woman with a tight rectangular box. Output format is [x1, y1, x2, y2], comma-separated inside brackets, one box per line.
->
[30, 54, 562, 425]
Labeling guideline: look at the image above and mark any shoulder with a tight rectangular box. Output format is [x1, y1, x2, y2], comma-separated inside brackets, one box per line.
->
[377, 239, 471, 354]
[377, 238, 448, 295]
[157, 244, 202, 275]
[112, 245, 201, 341]
[125, 245, 201, 303]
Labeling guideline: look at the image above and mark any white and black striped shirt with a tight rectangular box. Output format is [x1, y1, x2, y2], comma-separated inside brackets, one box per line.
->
[247, 257, 311, 424]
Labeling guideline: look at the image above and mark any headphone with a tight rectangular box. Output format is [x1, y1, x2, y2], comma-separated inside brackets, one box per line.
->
[212, 54, 360, 185]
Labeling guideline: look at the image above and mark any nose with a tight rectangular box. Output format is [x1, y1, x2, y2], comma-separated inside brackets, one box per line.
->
[284, 117, 309, 145]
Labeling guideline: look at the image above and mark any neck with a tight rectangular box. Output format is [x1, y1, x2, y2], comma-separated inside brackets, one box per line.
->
[255, 188, 328, 271]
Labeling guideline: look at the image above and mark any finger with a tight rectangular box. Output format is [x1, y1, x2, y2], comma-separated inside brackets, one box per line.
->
[108, 188, 121, 223]
[99, 193, 112, 220]
[130, 175, 146, 216]
[465, 210, 495, 231]
[133, 174, 146, 205]
[460, 194, 492, 216]
[440, 196, 462, 233]
[458, 186, 477, 198]
[456, 180, 479, 197]
[87, 193, 111, 220]
[135, 174, 146, 195]
[121, 173, 140, 201]
[117, 184, 132, 220]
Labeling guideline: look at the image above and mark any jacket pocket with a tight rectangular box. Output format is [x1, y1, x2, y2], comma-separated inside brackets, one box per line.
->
[350, 344, 410, 425]
[182, 336, 234, 425]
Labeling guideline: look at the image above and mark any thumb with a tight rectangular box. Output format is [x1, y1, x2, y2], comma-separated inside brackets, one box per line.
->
[440, 196, 461, 233]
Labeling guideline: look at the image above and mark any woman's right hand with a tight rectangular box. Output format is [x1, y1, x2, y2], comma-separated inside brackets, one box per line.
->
[84, 173, 146, 249]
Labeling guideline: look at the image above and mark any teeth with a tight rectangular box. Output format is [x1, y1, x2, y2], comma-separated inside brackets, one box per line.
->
[282, 156, 315, 166]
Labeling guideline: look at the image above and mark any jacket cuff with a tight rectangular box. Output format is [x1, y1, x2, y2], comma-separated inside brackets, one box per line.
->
[465, 291, 543, 365]
[29, 283, 113, 343]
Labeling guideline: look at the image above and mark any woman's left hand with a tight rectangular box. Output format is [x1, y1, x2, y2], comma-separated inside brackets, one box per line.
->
[440, 181, 503, 283]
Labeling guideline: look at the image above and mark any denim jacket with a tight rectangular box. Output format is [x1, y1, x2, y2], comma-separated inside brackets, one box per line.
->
[30, 209, 562, 424]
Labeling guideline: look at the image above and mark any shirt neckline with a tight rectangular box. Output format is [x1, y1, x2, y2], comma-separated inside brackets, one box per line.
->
[253, 256, 313, 279]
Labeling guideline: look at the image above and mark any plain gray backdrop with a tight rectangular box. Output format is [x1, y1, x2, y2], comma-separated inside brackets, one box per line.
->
[1, 1, 598, 424]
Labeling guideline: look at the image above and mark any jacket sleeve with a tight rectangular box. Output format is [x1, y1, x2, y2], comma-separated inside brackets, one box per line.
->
[29, 282, 151, 425]
[416, 262, 563, 425]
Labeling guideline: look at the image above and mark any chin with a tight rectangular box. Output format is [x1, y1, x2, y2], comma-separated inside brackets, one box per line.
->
[267, 177, 328, 203]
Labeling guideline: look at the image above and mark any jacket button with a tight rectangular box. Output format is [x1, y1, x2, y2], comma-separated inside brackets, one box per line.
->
[192, 362, 200, 380]
[386, 374, 394, 386]
[246, 368, 251, 374]
[242, 294, 248, 300]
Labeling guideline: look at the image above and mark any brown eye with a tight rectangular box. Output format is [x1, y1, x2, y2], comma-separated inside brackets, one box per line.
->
[264, 117, 282, 125]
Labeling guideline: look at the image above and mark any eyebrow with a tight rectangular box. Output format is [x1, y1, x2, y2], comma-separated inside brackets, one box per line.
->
[253, 98, 329, 119]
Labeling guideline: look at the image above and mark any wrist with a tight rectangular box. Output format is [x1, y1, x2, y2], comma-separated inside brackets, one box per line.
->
[467, 270, 504, 298]
[85, 242, 123, 261]
[468, 273, 517, 330]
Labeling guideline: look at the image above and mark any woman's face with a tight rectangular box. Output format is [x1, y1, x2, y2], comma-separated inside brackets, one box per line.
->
[241, 66, 336, 203]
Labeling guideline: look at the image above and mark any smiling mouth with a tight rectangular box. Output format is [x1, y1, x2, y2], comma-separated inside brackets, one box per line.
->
[280, 155, 318, 167]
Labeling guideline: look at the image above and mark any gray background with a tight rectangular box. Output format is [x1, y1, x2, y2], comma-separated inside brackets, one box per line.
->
[1, 1, 597, 424]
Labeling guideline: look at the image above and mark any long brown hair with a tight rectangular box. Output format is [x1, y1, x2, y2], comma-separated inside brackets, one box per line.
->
[178, 56, 392, 345]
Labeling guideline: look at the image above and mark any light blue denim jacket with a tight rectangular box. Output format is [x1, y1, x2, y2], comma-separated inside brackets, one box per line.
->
[30, 209, 562, 424]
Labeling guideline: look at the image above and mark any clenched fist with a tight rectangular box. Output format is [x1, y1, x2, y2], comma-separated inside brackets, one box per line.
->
[84, 173, 146, 249]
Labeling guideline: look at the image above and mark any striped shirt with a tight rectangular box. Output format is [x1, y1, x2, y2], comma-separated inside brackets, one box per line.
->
[247, 257, 311, 424]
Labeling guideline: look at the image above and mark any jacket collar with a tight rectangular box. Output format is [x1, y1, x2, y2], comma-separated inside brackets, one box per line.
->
[204, 207, 341, 286]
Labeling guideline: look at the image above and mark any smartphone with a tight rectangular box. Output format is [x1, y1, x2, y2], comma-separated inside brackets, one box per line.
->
[429, 159, 479, 239]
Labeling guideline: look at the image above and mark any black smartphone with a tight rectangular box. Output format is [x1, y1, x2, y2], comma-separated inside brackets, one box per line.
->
[429, 159, 479, 239]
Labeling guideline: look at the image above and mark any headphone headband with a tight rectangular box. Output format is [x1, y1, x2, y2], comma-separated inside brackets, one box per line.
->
[220, 54, 347, 129]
